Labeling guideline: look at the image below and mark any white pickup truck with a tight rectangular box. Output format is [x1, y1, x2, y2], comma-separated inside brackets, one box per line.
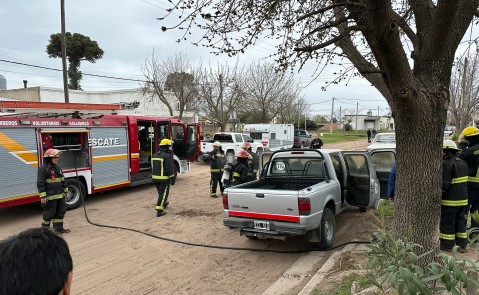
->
[223, 149, 391, 249]
[201, 132, 264, 163]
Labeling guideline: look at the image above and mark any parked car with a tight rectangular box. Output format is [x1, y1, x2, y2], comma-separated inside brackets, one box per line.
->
[293, 129, 313, 148]
[201, 132, 263, 163]
[366, 132, 396, 153]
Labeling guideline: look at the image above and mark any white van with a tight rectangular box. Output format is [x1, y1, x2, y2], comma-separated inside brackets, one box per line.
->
[243, 124, 294, 151]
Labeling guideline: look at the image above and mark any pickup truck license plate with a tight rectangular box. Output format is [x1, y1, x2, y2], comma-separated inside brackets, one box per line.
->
[254, 220, 270, 230]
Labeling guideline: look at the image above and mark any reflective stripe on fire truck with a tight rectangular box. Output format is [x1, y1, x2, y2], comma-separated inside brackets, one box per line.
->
[92, 154, 128, 162]
[0, 132, 38, 167]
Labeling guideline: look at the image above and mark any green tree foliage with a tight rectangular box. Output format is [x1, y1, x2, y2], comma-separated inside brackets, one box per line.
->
[46, 32, 104, 90]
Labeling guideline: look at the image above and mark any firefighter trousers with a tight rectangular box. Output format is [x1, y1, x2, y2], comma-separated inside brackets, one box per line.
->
[42, 197, 67, 229]
[440, 205, 468, 249]
[154, 181, 170, 212]
[210, 173, 224, 197]
[468, 186, 479, 228]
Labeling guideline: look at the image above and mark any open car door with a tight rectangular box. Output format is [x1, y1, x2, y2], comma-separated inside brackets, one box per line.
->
[186, 123, 200, 162]
[341, 151, 380, 209]
[258, 151, 274, 177]
[369, 149, 396, 199]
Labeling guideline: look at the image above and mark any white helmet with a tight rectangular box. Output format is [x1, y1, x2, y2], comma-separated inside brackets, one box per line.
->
[443, 139, 459, 151]
[213, 141, 221, 147]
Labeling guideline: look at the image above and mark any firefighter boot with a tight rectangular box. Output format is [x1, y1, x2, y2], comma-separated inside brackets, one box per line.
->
[156, 210, 167, 217]
[53, 222, 70, 234]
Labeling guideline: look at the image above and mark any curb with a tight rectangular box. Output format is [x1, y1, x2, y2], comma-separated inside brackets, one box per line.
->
[298, 243, 363, 295]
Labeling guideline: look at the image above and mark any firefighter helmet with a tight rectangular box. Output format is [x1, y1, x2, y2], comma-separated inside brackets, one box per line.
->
[442, 139, 459, 151]
[159, 139, 172, 146]
[460, 126, 479, 138]
[213, 141, 221, 147]
[242, 142, 251, 149]
[236, 149, 250, 158]
[43, 148, 61, 158]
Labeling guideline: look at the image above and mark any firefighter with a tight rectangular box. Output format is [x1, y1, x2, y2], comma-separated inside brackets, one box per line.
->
[243, 142, 259, 181]
[458, 126, 479, 229]
[37, 148, 70, 233]
[210, 141, 225, 198]
[151, 139, 175, 217]
[232, 149, 250, 185]
[441, 140, 469, 252]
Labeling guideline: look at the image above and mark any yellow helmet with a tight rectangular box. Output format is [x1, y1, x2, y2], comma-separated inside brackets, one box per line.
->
[159, 139, 172, 146]
[460, 126, 479, 138]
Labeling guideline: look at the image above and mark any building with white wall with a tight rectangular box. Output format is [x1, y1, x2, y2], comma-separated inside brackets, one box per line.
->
[0, 86, 197, 122]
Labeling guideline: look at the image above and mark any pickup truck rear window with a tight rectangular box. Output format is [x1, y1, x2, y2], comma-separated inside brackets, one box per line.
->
[213, 134, 233, 142]
[269, 158, 326, 177]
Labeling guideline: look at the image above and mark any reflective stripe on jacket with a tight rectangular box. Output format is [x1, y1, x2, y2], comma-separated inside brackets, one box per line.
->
[210, 149, 225, 173]
[442, 154, 468, 207]
[151, 150, 174, 182]
[37, 163, 67, 200]
[459, 143, 479, 187]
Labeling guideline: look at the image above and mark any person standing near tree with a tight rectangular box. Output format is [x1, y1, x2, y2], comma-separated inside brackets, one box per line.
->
[310, 133, 324, 149]
[37, 148, 70, 234]
[440, 140, 469, 252]
[367, 129, 372, 143]
[210, 141, 225, 198]
[458, 126, 479, 230]
[151, 139, 175, 217]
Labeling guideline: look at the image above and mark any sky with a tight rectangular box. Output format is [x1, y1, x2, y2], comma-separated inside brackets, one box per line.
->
[1, 1, 397, 117]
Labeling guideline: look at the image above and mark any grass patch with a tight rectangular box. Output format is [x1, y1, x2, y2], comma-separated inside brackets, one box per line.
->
[312, 274, 374, 295]
[373, 199, 395, 229]
[318, 131, 367, 144]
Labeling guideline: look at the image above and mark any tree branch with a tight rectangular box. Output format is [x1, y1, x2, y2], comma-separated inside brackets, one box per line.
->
[391, 9, 419, 52]
[294, 25, 365, 52]
[296, 2, 364, 22]
[301, 16, 350, 40]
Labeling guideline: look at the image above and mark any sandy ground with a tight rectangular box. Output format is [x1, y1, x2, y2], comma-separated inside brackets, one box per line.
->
[0, 139, 373, 295]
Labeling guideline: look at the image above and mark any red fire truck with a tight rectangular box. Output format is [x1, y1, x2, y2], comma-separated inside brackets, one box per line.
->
[0, 101, 200, 209]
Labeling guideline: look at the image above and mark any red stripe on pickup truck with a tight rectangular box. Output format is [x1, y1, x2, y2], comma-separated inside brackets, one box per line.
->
[228, 210, 299, 222]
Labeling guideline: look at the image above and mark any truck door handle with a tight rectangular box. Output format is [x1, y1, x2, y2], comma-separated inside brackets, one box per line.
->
[256, 193, 265, 198]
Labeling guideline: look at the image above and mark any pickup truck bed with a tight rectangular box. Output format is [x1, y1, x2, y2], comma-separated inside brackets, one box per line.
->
[233, 178, 322, 191]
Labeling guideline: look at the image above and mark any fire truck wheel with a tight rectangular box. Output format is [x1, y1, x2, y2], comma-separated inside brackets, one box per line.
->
[64, 179, 86, 210]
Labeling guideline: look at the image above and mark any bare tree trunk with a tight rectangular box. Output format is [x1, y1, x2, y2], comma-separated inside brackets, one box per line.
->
[393, 88, 447, 267]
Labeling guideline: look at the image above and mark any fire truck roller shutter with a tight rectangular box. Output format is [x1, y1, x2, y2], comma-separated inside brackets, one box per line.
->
[0, 128, 39, 203]
[90, 127, 130, 189]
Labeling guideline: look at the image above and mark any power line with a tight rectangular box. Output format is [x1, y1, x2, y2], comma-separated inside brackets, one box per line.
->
[0, 59, 146, 83]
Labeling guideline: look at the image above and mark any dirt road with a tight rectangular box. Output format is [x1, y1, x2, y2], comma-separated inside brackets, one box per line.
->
[0, 139, 374, 295]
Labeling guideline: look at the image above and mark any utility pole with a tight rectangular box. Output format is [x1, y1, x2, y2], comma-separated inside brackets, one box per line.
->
[356, 102, 359, 132]
[339, 106, 342, 132]
[330, 97, 334, 135]
[60, 0, 69, 103]
[219, 73, 224, 131]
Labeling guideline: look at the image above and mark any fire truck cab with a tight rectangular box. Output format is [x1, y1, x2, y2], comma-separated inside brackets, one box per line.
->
[0, 101, 200, 210]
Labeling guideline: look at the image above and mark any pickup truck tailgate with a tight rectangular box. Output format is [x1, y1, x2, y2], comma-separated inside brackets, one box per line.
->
[227, 189, 299, 222]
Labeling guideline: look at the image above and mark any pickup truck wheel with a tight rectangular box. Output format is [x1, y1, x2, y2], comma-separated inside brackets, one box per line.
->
[226, 151, 235, 163]
[64, 179, 86, 210]
[318, 208, 336, 249]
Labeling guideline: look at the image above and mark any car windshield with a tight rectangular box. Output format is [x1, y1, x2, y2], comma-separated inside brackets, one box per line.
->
[373, 133, 396, 143]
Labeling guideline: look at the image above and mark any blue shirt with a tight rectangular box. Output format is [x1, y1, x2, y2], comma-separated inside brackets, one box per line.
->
[387, 162, 396, 198]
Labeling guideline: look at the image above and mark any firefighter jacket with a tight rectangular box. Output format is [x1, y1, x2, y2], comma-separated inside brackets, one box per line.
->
[37, 163, 67, 200]
[232, 159, 249, 184]
[247, 150, 260, 176]
[151, 149, 174, 182]
[210, 148, 225, 174]
[442, 153, 468, 207]
[459, 140, 479, 188]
